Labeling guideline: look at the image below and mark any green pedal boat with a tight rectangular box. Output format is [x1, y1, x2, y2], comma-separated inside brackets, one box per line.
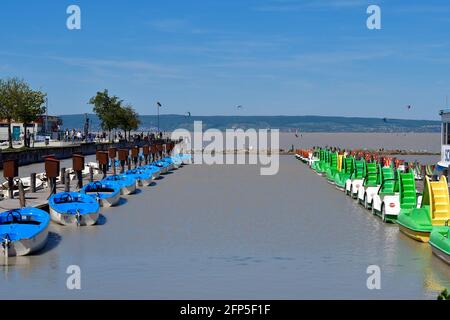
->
[335, 156, 354, 190]
[325, 152, 339, 183]
[345, 159, 366, 199]
[430, 225, 450, 265]
[397, 176, 450, 243]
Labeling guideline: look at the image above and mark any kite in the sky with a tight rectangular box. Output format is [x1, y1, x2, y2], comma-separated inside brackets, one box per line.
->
[236, 105, 243, 109]
[157, 102, 162, 107]
[406, 105, 411, 110]
[186, 111, 191, 118]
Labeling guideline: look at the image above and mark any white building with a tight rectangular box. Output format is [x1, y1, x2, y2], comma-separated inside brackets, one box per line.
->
[0, 115, 61, 142]
[439, 109, 450, 170]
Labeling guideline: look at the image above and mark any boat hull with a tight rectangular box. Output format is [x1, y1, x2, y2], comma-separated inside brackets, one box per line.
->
[137, 177, 153, 187]
[98, 191, 121, 207]
[397, 223, 430, 242]
[50, 207, 99, 226]
[0, 224, 49, 257]
[430, 243, 450, 264]
[121, 183, 137, 195]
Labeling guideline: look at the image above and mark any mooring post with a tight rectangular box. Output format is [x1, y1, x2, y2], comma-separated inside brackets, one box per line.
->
[60, 167, 66, 185]
[89, 166, 94, 182]
[7, 178, 14, 199]
[64, 171, 71, 192]
[18, 180, 26, 208]
[102, 164, 107, 179]
[30, 173, 36, 193]
[77, 170, 83, 189]
[128, 156, 132, 170]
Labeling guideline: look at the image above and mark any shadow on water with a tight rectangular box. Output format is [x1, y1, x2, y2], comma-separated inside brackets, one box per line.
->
[96, 214, 107, 226]
[148, 181, 157, 187]
[155, 176, 165, 181]
[132, 189, 143, 195]
[115, 198, 128, 207]
[34, 231, 62, 255]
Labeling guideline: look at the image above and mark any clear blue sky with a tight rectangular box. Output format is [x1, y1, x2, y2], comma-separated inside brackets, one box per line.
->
[0, 0, 449, 120]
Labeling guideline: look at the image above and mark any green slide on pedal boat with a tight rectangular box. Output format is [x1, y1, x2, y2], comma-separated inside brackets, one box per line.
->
[325, 152, 339, 183]
[335, 156, 354, 189]
[397, 175, 450, 243]
[315, 150, 330, 174]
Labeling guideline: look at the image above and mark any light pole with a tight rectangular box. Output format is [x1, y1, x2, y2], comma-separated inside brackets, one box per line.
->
[156, 102, 162, 134]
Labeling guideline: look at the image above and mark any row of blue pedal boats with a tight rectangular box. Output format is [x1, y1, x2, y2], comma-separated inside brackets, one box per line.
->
[0, 154, 192, 257]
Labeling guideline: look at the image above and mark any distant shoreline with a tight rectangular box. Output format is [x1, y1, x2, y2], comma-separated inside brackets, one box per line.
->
[59, 114, 441, 133]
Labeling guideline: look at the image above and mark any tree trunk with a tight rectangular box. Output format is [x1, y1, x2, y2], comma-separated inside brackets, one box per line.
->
[7, 119, 12, 149]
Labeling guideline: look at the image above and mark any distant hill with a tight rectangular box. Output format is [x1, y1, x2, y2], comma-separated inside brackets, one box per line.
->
[58, 114, 440, 133]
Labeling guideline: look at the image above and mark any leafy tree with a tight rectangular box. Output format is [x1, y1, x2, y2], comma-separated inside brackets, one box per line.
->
[438, 289, 450, 300]
[0, 78, 21, 148]
[117, 105, 140, 141]
[89, 89, 122, 142]
[0, 78, 46, 149]
[14, 86, 46, 148]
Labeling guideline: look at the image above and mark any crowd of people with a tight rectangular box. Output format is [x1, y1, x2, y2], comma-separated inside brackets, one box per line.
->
[62, 129, 166, 144]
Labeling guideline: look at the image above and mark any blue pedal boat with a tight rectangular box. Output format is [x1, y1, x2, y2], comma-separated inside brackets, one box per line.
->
[103, 174, 136, 195]
[49, 192, 100, 226]
[81, 181, 121, 207]
[153, 160, 171, 174]
[140, 165, 161, 180]
[0, 208, 50, 256]
[125, 169, 153, 187]
[163, 157, 181, 169]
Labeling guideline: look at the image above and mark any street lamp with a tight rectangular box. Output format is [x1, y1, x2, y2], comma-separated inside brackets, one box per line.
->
[156, 101, 162, 133]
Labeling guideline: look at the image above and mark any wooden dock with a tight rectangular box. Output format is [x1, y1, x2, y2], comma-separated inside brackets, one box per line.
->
[0, 173, 107, 211]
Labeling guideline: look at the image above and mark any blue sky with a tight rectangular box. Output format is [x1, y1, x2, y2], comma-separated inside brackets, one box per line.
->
[0, 0, 449, 120]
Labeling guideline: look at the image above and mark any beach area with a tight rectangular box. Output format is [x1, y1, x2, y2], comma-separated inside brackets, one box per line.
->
[0, 133, 447, 299]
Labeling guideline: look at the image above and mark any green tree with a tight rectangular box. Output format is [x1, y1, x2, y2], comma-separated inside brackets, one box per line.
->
[117, 105, 141, 141]
[0, 78, 21, 148]
[0, 78, 46, 149]
[89, 89, 122, 142]
[438, 289, 450, 300]
[14, 86, 46, 148]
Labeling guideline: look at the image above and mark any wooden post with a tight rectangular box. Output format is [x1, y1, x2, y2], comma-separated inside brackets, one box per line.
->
[77, 171, 83, 189]
[128, 157, 132, 170]
[7, 178, 13, 199]
[65, 171, 71, 192]
[60, 167, 66, 185]
[102, 164, 107, 179]
[18, 180, 26, 208]
[49, 177, 57, 195]
[30, 173, 36, 193]
[89, 166, 94, 182]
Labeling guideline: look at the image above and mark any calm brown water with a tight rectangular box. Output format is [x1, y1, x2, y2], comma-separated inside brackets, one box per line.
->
[1, 155, 450, 299]
[0, 133, 446, 299]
